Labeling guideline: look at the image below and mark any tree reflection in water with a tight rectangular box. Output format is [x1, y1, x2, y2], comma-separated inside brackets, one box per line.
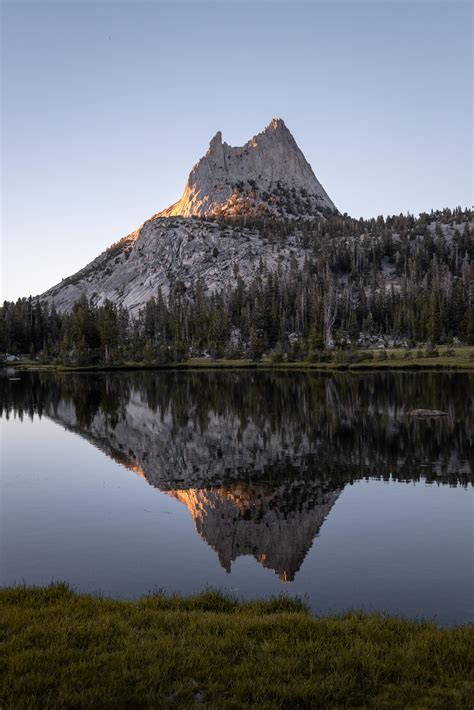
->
[1, 370, 472, 579]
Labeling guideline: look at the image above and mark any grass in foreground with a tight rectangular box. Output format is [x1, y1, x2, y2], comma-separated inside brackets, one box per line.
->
[1, 585, 473, 708]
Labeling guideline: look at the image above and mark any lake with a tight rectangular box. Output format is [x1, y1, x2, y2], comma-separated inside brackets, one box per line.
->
[1, 369, 472, 626]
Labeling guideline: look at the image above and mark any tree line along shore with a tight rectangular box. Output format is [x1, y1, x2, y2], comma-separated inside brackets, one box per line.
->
[1, 210, 472, 367]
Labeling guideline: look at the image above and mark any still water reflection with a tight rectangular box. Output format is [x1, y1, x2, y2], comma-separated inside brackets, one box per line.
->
[1, 370, 472, 625]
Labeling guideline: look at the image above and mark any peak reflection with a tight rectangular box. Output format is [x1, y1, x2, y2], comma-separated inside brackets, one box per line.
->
[168, 482, 341, 580]
[1, 369, 472, 580]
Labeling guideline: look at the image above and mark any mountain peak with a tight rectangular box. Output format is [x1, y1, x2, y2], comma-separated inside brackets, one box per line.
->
[266, 116, 287, 131]
[208, 130, 223, 151]
[159, 118, 337, 219]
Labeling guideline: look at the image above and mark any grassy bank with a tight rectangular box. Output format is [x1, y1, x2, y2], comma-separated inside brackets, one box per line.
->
[10, 346, 474, 372]
[1, 585, 473, 708]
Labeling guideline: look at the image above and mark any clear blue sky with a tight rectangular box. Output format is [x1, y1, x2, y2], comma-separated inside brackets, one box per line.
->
[1, 0, 472, 301]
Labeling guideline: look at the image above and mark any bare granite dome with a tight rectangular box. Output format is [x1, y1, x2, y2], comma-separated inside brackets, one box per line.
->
[159, 118, 338, 219]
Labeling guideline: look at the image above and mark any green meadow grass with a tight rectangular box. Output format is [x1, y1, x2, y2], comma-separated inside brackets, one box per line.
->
[13, 346, 474, 372]
[1, 584, 473, 708]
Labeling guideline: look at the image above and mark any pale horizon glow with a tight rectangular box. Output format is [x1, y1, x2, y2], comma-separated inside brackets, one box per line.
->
[1, 0, 472, 302]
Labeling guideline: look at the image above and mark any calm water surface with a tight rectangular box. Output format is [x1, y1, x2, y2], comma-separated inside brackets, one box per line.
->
[1, 369, 472, 625]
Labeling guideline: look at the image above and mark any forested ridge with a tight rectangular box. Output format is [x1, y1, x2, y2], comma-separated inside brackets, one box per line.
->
[1, 208, 472, 364]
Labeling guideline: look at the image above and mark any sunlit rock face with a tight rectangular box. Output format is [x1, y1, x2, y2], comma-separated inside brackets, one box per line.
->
[38, 118, 337, 314]
[159, 118, 337, 219]
[168, 483, 341, 580]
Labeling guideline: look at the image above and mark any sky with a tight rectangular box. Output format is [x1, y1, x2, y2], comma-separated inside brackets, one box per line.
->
[1, 0, 472, 302]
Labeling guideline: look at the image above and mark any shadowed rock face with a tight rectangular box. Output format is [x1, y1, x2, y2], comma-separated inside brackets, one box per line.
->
[159, 118, 337, 219]
[1, 370, 472, 579]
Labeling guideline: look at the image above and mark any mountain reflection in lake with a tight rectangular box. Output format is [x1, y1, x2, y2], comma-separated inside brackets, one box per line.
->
[1, 370, 472, 625]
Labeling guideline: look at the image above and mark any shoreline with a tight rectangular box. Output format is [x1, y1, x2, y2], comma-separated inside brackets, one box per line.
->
[10, 350, 474, 373]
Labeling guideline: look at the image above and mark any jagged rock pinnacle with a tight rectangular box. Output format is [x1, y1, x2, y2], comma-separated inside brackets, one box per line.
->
[209, 130, 223, 149]
[159, 118, 337, 219]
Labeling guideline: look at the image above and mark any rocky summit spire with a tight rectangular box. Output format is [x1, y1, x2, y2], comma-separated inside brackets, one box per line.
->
[159, 118, 338, 219]
[39, 118, 339, 315]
